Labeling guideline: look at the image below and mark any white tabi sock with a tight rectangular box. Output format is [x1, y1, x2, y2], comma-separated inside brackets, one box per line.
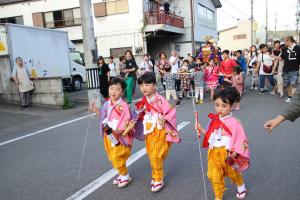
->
[120, 174, 129, 181]
[237, 183, 246, 193]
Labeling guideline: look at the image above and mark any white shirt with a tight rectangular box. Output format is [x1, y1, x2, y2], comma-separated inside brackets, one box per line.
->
[139, 60, 153, 72]
[248, 54, 257, 67]
[208, 113, 232, 149]
[257, 53, 274, 75]
[170, 56, 179, 74]
[108, 63, 118, 77]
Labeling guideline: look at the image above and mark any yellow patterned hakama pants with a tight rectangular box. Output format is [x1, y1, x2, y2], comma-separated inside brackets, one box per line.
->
[207, 147, 244, 199]
[145, 124, 171, 182]
[103, 135, 131, 175]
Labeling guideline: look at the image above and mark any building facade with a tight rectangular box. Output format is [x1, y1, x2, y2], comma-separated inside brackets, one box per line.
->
[0, 0, 221, 59]
[218, 20, 266, 51]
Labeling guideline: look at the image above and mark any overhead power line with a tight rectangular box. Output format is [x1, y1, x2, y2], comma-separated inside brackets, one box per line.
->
[223, 0, 250, 18]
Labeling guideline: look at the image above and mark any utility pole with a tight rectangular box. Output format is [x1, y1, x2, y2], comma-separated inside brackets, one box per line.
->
[190, 0, 195, 55]
[251, 0, 253, 45]
[265, 0, 268, 44]
[79, 0, 101, 107]
[274, 12, 278, 39]
[297, 0, 300, 43]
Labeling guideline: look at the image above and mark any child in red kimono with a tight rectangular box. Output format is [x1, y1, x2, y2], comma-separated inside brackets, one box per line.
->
[135, 72, 180, 192]
[196, 87, 250, 200]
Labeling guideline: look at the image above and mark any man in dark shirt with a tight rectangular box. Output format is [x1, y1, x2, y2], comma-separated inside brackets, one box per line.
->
[272, 36, 300, 103]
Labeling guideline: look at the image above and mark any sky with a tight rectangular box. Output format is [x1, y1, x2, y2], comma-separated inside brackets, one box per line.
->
[217, 0, 299, 31]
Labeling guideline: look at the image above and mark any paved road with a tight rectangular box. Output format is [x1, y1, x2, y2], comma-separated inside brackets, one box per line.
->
[0, 90, 299, 200]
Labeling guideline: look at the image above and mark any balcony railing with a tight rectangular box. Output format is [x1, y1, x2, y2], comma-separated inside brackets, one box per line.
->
[145, 11, 184, 29]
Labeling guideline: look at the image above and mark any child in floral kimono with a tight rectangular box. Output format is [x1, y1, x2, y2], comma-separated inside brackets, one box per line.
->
[135, 72, 180, 192]
[195, 87, 250, 200]
[178, 60, 192, 99]
[93, 77, 135, 188]
[204, 59, 220, 102]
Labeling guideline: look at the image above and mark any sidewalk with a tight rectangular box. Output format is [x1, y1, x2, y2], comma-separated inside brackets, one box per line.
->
[0, 101, 89, 140]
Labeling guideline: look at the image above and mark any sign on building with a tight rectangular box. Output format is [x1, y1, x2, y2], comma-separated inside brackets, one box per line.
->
[0, 25, 9, 56]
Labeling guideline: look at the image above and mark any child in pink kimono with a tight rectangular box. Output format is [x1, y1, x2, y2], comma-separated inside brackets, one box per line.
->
[196, 87, 250, 200]
[231, 67, 244, 110]
[93, 78, 135, 188]
[135, 72, 180, 192]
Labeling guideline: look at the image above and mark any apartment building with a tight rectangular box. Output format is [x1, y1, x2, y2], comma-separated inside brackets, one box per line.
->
[0, 0, 221, 59]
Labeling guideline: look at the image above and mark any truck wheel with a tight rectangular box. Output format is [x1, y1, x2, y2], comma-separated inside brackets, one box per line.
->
[72, 76, 82, 91]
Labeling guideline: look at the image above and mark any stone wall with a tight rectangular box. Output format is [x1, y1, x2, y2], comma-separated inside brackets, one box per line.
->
[0, 56, 64, 107]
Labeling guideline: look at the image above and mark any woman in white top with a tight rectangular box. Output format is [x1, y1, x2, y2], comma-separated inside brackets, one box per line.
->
[108, 56, 118, 78]
[139, 54, 153, 76]
[12, 57, 35, 107]
[247, 45, 258, 90]
[169, 50, 180, 91]
[256, 44, 276, 94]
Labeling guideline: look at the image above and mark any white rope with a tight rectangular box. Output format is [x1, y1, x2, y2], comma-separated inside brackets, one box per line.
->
[76, 112, 93, 182]
[192, 98, 208, 200]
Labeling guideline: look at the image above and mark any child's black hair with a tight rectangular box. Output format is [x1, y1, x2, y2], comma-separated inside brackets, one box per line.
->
[213, 87, 241, 105]
[222, 50, 230, 55]
[138, 72, 156, 85]
[234, 66, 242, 74]
[183, 59, 189, 64]
[165, 66, 171, 72]
[108, 77, 126, 91]
[259, 44, 267, 50]
[119, 56, 125, 62]
[236, 50, 242, 55]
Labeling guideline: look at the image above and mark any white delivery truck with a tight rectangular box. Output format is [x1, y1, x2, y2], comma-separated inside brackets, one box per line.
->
[0, 23, 86, 91]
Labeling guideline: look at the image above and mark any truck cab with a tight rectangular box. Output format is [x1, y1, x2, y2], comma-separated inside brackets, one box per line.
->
[69, 50, 86, 91]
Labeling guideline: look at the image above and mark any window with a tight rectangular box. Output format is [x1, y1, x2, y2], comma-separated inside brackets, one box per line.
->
[94, 0, 128, 17]
[70, 51, 85, 66]
[110, 47, 132, 58]
[43, 8, 81, 28]
[44, 12, 54, 28]
[198, 5, 206, 21]
[233, 34, 247, 40]
[73, 8, 81, 25]
[0, 16, 23, 24]
[63, 9, 73, 27]
[197, 4, 215, 28]
[207, 9, 214, 25]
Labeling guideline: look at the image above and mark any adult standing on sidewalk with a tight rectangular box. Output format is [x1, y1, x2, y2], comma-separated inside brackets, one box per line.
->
[108, 56, 118, 79]
[264, 85, 300, 132]
[170, 50, 180, 91]
[247, 45, 259, 90]
[12, 57, 35, 107]
[139, 54, 153, 76]
[273, 41, 284, 98]
[124, 50, 138, 104]
[98, 56, 110, 99]
[256, 44, 276, 95]
[157, 52, 170, 90]
[235, 50, 247, 92]
[271, 36, 300, 103]
[220, 50, 238, 81]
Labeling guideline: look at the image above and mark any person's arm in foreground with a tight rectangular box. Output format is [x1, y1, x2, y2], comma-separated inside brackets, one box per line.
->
[264, 85, 300, 133]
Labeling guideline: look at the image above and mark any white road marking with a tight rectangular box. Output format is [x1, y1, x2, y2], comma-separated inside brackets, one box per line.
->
[0, 91, 167, 147]
[66, 121, 191, 200]
[0, 114, 95, 147]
